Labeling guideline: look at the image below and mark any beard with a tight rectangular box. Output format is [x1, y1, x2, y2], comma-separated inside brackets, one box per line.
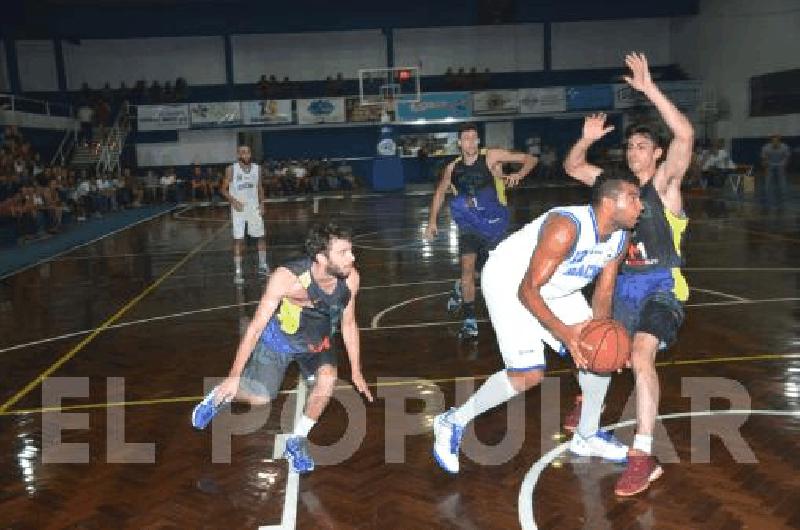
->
[325, 263, 350, 280]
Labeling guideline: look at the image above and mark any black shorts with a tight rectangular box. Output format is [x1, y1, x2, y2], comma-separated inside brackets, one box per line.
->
[613, 271, 685, 350]
[239, 341, 337, 400]
[459, 229, 503, 267]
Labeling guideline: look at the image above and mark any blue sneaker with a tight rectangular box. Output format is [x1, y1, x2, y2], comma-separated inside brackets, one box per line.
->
[446, 280, 462, 313]
[191, 385, 230, 430]
[433, 408, 465, 473]
[285, 436, 315, 474]
[458, 318, 479, 339]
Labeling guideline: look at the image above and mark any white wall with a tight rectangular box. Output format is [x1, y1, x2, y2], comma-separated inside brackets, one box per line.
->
[394, 24, 544, 75]
[63, 36, 226, 90]
[136, 129, 237, 167]
[232, 30, 385, 83]
[671, 0, 800, 138]
[16, 40, 59, 92]
[552, 18, 671, 71]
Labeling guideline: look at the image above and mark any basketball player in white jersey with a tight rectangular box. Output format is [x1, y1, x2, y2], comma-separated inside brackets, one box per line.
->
[433, 172, 643, 474]
[220, 145, 268, 284]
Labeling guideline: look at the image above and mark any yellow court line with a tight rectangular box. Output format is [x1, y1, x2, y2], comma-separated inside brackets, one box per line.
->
[2, 350, 799, 417]
[0, 223, 229, 414]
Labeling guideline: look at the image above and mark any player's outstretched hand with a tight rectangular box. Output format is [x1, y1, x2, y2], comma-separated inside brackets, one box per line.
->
[623, 52, 655, 93]
[582, 113, 615, 142]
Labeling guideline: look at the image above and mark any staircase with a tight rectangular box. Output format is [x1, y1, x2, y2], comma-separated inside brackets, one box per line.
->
[69, 104, 131, 175]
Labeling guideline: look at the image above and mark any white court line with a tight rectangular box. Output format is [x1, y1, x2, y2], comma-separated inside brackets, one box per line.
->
[517, 409, 800, 530]
[0, 205, 178, 281]
[690, 287, 748, 302]
[371, 292, 450, 328]
[2, 289, 797, 355]
[0, 278, 457, 354]
[261, 378, 307, 530]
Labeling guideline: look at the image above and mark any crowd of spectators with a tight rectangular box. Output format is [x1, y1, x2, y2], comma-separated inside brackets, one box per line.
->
[443, 67, 492, 91]
[0, 126, 147, 244]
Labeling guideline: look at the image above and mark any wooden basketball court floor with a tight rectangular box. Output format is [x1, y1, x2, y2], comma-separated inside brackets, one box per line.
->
[1, 186, 800, 529]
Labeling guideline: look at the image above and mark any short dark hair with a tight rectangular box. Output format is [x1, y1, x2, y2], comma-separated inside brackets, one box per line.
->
[624, 123, 666, 150]
[305, 222, 352, 260]
[591, 170, 640, 206]
[458, 122, 479, 138]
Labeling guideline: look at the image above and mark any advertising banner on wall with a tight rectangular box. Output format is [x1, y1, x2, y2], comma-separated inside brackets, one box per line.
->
[565, 84, 614, 111]
[472, 90, 520, 115]
[517, 87, 567, 114]
[189, 101, 242, 127]
[296, 98, 346, 124]
[345, 97, 385, 123]
[614, 80, 702, 110]
[395, 92, 471, 122]
[136, 104, 190, 131]
[241, 100, 293, 125]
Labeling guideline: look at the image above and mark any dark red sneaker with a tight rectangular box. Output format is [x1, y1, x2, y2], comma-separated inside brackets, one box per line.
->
[563, 395, 582, 432]
[615, 449, 663, 497]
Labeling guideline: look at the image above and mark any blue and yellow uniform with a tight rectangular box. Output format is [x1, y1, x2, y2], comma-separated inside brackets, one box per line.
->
[613, 180, 688, 349]
[448, 149, 509, 258]
[240, 257, 351, 399]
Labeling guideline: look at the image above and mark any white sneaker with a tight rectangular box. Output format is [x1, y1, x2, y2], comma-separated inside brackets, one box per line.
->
[569, 430, 628, 463]
[433, 408, 464, 474]
[234, 271, 244, 284]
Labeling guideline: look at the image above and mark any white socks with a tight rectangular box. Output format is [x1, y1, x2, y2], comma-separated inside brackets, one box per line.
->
[633, 434, 653, 454]
[292, 415, 316, 438]
[234, 256, 243, 275]
[258, 250, 267, 268]
[451, 370, 519, 426]
[576, 370, 611, 439]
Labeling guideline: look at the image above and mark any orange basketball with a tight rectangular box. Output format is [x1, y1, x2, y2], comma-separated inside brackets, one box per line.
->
[580, 319, 631, 373]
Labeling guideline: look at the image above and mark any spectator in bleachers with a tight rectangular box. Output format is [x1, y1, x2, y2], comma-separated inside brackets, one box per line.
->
[42, 179, 64, 233]
[701, 139, 735, 188]
[761, 134, 791, 204]
[77, 102, 94, 146]
[190, 163, 213, 201]
[257, 75, 270, 98]
[74, 174, 95, 220]
[121, 167, 143, 207]
[175, 77, 188, 101]
[159, 167, 177, 202]
[149, 81, 163, 104]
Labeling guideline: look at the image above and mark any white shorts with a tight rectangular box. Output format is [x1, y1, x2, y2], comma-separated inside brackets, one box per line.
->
[481, 258, 592, 371]
[231, 204, 265, 239]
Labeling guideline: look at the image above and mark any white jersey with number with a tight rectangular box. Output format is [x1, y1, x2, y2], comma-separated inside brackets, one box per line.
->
[482, 205, 628, 369]
[229, 162, 260, 207]
[488, 205, 627, 299]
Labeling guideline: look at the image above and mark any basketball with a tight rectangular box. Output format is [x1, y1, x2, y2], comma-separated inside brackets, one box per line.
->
[580, 319, 631, 373]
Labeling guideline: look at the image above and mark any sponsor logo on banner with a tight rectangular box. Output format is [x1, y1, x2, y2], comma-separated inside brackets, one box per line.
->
[518, 88, 566, 114]
[241, 100, 293, 125]
[472, 90, 520, 115]
[614, 81, 702, 110]
[395, 92, 471, 121]
[189, 102, 242, 127]
[346, 97, 385, 123]
[297, 98, 346, 124]
[565, 85, 614, 112]
[136, 104, 190, 131]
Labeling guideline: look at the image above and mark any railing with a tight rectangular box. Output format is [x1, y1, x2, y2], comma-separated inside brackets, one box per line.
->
[51, 125, 78, 166]
[0, 93, 73, 118]
[95, 101, 131, 175]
